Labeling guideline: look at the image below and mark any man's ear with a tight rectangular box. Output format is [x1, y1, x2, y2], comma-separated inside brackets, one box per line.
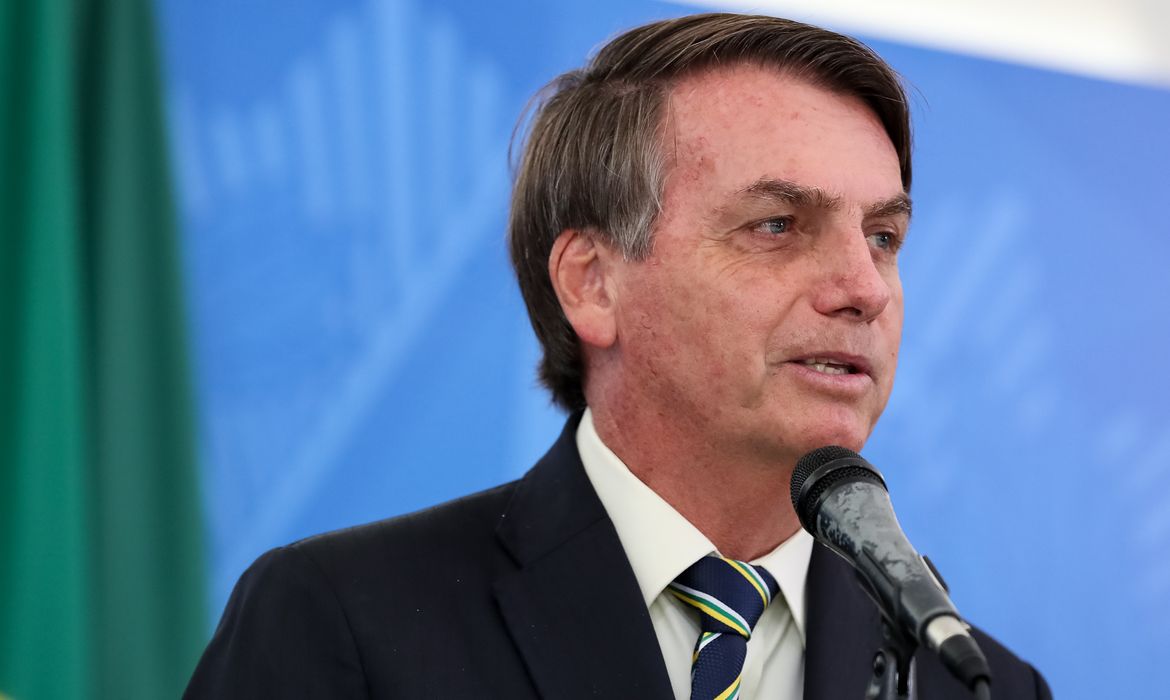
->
[548, 229, 618, 350]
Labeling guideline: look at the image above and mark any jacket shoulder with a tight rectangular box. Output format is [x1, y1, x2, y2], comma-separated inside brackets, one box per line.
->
[289, 479, 520, 573]
[185, 481, 525, 699]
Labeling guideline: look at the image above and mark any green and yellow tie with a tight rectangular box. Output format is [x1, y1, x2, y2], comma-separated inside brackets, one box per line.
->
[668, 556, 780, 700]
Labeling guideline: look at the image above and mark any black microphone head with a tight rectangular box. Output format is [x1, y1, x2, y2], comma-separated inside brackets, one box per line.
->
[789, 447, 988, 690]
[790, 445, 886, 532]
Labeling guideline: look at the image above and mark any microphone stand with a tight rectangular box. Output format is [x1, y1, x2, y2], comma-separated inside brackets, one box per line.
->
[865, 619, 917, 700]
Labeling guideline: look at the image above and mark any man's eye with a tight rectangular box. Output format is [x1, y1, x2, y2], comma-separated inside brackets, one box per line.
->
[756, 217, 792, 235]
[868, 231, 898, 251]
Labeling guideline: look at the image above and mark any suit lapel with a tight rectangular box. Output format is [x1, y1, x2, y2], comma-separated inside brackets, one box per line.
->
[494, 415, 674, 700]
[803, 542, 884, 700]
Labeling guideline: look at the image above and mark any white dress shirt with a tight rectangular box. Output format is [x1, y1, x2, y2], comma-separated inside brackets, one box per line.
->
[576, 409, 814, 700]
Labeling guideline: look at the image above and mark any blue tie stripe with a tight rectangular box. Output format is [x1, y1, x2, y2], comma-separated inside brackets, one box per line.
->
[669, 556, 781, 700]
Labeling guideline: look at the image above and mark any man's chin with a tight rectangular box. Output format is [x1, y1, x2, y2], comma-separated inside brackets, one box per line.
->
[786, 416, 873, 458]
[736, 421, 871, 468]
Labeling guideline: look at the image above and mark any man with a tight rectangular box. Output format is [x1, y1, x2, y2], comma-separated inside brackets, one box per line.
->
[186, 13, 1050, 699]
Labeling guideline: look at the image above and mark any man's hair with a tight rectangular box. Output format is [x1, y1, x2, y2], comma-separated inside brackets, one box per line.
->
[508, 12, 912, 412]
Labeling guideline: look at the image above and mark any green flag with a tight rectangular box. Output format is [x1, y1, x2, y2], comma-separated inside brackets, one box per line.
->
[0, 1, 206, 698]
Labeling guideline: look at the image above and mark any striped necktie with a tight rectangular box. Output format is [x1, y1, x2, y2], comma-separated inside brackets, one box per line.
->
[668, 556, 781, 700]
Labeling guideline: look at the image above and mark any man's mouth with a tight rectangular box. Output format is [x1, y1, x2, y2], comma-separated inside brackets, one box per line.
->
[797, 357, 860, 376]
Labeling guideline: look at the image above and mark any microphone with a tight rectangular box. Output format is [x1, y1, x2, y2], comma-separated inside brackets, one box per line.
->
[790, 446, 991, 693]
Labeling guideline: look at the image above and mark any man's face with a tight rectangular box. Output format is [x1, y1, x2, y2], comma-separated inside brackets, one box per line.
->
[608, 65, 907, 466]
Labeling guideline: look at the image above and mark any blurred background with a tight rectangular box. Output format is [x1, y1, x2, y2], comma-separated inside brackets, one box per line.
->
[2, 0, 1168, 698]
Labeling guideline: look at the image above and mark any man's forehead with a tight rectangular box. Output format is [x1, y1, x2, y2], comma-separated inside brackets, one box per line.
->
[659, 65, 905, 213]
[663, 63, 840, 121]
[666, 62, 792, 99]
[661, 64, 890, 156]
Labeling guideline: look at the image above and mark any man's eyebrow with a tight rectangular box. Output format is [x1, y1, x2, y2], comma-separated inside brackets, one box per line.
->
[725, 178, 912, 219]
[866, 193, 913, 220]
[733, 178, 841, 210]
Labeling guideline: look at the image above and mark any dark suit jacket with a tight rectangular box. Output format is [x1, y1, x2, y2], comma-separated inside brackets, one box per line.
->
[186, 414, 1051, 699]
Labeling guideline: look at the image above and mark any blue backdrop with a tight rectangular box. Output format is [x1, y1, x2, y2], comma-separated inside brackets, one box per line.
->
[158, 1, 1170, 696]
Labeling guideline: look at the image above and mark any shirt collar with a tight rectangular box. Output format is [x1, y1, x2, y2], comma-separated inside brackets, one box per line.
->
[576, 408, 813, 642]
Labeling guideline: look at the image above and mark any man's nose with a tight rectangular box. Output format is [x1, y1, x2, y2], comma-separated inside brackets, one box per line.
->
[811, 231, 893, 322]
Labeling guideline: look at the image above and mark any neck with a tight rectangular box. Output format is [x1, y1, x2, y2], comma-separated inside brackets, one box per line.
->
[588, 404, 803, 562]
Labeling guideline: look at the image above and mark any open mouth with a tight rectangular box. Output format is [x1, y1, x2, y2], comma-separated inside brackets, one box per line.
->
[798, 357, 859, 376]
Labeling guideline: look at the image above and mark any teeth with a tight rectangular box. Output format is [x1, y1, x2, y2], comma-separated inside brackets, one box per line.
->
[809, 363, 849, 375]
[801, 358, 852, 375]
